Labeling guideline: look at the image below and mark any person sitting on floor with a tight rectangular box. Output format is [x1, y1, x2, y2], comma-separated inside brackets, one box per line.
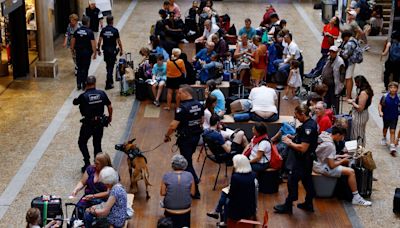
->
[248, 82, 278, 122]
[313, 126, 372, 206]
[165, 11, 187, 43]
[203, 114, 248, 155]
[243, 122, 271, 172]
[151, 55, 167, 107]
[233, 33, 256, 81]
[314, 101, 332, 133]
[195, 19, 220, 44]
[206, 80, 225, 116]
[211, 33, 228, 60]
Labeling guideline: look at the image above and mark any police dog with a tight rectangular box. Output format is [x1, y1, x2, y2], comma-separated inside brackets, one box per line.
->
[115, 139, 151, 199]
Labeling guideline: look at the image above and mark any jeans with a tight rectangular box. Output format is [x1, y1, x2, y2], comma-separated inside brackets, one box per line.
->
[250, 112, 279, 122]
[78, 123, 104, 165]
[215, 192, 229, 222]
[273, 59, 291, 81]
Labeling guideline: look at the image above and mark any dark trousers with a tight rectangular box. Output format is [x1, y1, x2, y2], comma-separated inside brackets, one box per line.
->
[76, 51, 92, 88]
[384, 60, 400, 90]
[215, 192, 229, 222]
[164, 210, 191, 228]
[104, 50, 117, 87]
[285, 168, 315, 205]
[78, 123, 104, 164]
[177, 135, 200, 184]
[250, 112, 279, 122]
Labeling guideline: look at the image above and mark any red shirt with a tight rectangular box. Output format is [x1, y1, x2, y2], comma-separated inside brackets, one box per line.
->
[317, 114, 332, 133]
[321, 24, 339, 49]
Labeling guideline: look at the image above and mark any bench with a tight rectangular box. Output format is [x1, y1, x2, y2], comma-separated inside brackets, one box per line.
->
[258, 168, 280, 194]
[123, 194, 135, 228]
[312, 171, 338, 198]
[221, 115, 296, 139]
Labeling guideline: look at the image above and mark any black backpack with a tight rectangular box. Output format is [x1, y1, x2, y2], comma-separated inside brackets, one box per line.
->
[390, 41, 400, 62]
[358, 1, 372, 21]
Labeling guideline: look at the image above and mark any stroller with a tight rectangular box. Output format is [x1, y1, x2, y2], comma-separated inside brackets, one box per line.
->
[116, 53, 135, 96]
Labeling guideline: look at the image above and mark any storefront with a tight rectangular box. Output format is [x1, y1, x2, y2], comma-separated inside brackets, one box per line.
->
[0, 0, 33, 78]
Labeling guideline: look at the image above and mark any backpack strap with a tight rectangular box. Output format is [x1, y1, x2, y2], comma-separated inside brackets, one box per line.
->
[172, 60, 184, 75]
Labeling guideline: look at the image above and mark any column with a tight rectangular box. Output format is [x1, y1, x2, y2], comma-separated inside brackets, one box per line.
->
[34, 0, 58, 77]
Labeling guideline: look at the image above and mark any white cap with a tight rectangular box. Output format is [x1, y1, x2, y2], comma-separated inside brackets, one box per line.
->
[89, 0, 96, 4]
[347, 10, 357, 17]
[329, 46, 339, 52]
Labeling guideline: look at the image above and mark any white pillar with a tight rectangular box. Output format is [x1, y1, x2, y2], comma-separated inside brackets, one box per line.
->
[34, 0, 58, 77]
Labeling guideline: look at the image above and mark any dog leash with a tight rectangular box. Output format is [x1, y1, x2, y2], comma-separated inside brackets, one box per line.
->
[141, 141, 166, 153]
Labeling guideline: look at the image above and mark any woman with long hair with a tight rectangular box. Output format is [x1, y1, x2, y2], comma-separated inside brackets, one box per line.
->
[203, 95, 217, 129]
[347, 75, 374, 146]
[321, 16, 340, 55]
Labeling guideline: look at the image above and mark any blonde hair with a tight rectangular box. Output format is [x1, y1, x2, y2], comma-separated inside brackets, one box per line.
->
[69, 14, 78, 21]
[95, 152, 112, 169]
[171, 48, 182, 60]
[233, 154, 252, 173]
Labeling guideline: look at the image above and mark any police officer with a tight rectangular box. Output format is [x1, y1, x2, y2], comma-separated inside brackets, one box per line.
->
[164, 84, 204, 198]
[274, 104, 318, 214]
[70, 16, 97, 90]
[73, 76, 113, 173]
[97, 15, 123, 90]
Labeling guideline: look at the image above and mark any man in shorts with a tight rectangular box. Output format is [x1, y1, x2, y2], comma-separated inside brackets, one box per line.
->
[313, 126, 372, 206]
[339, 30, 359, 100]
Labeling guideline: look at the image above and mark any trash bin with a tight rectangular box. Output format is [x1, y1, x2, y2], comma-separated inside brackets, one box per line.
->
[321, 0, 337, 24]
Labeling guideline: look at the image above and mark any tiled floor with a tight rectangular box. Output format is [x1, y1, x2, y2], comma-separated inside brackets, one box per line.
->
[0, 0, 397, 227]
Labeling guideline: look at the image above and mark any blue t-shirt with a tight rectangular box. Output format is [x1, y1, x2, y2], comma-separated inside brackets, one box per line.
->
[238, 27, 256, 39]
[203, 129, 225, 145]
[211, 89, 226, 114]
[195, 48, 216, 63]
[152, 62, 167, 81]
[382, 93, 399, 121]
[154, 46, 170, 61]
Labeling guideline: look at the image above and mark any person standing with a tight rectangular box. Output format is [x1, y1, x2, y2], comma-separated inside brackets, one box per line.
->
[63, 14, 81, 73]
[97, 15, 123, 90]
[382, 31, 400, 91]
[73, 76, 113, 173]
[85, 0, 103, 35]
[70, 16, 97, 90]
[164, 85, 204, 199]
[274, 104, 318, 214]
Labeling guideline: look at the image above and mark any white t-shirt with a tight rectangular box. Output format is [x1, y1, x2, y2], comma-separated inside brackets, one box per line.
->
[203, 23, 220, 41]
[203, 108, 212, 129]
[283, 41, 301, 60]
[249, 86, 278, 113]
[249, 140, 271, 163]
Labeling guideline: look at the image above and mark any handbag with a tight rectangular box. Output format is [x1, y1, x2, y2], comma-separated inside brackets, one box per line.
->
[354, 146, 377, 171]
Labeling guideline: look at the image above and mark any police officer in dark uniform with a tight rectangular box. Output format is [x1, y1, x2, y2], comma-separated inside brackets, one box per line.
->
[73, 76, 113, 173]
[274, 104, 318, 214]
[97, 15, 123, 90]
[164, 84, 204, 198]
[70, 16, 97, 90]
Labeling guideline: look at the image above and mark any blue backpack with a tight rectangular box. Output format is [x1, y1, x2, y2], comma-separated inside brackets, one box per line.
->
[389, 41, 400, 62]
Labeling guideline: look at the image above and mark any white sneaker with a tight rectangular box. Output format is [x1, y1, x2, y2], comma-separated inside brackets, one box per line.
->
[181, 39, 189, 44]
[380, 137, 386, 145]
[188, 30, 196, 36]
[352, 196, 372, 206]
[283, 95, 289, 100]
[293, 96, 300, 100]
[390, 144, 396, 152]
[362, 45, 371, 51]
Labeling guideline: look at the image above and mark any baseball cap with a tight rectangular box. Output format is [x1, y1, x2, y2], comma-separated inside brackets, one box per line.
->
[347, 10, 357, 17]
[329, 46, 339, 52]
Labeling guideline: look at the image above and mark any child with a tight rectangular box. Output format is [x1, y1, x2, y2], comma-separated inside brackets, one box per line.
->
[26, 207, 60, 228]
[223, 52, 235, 80]
[378, 81, 399, 156]
[283, 59, 302, 100]
[151, 55, 167, 106]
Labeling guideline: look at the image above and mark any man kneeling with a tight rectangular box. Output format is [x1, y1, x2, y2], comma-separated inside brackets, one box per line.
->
[203, 114, 248, 155]
[313, 126, 372, 206]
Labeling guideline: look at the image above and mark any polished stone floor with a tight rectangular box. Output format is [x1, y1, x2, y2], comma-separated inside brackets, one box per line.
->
[0, 0, 397, 227]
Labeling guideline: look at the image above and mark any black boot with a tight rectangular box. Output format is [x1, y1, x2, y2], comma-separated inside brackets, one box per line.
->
[192, 184, 201, 199]
[297, 202, 314, 212]
[274, 202, 292, 214]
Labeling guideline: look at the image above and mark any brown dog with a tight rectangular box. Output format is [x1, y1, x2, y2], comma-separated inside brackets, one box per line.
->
[116, 139, 151, 199]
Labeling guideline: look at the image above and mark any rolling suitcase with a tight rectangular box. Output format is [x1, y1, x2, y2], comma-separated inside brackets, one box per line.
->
[352, 164, 373, 198]
[229, 79, 244, 98]
[31, 195, 63, 226]
[394, 188, 400, 213]
[135, 78, 148, 101]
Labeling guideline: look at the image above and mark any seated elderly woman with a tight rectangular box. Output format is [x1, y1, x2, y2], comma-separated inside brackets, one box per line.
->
[85, 166, 128, 228]
[71, 152, 111, 217]
[248, 82, 278, 122]
[161, 154, 195, 228]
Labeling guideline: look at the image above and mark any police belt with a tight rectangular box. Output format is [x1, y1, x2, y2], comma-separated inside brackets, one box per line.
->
[80, 115, 103, 124]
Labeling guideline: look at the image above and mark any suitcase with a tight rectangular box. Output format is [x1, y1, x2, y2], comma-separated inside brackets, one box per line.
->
[352, 164, 373, 198]
[135, 78, 148, 101]
[31, 195, 63, 226]
[229, 79, 244, 97]
[394, 188, 400, 213]
[334, 175, 353, 202]
[334, 114, 352, 141]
